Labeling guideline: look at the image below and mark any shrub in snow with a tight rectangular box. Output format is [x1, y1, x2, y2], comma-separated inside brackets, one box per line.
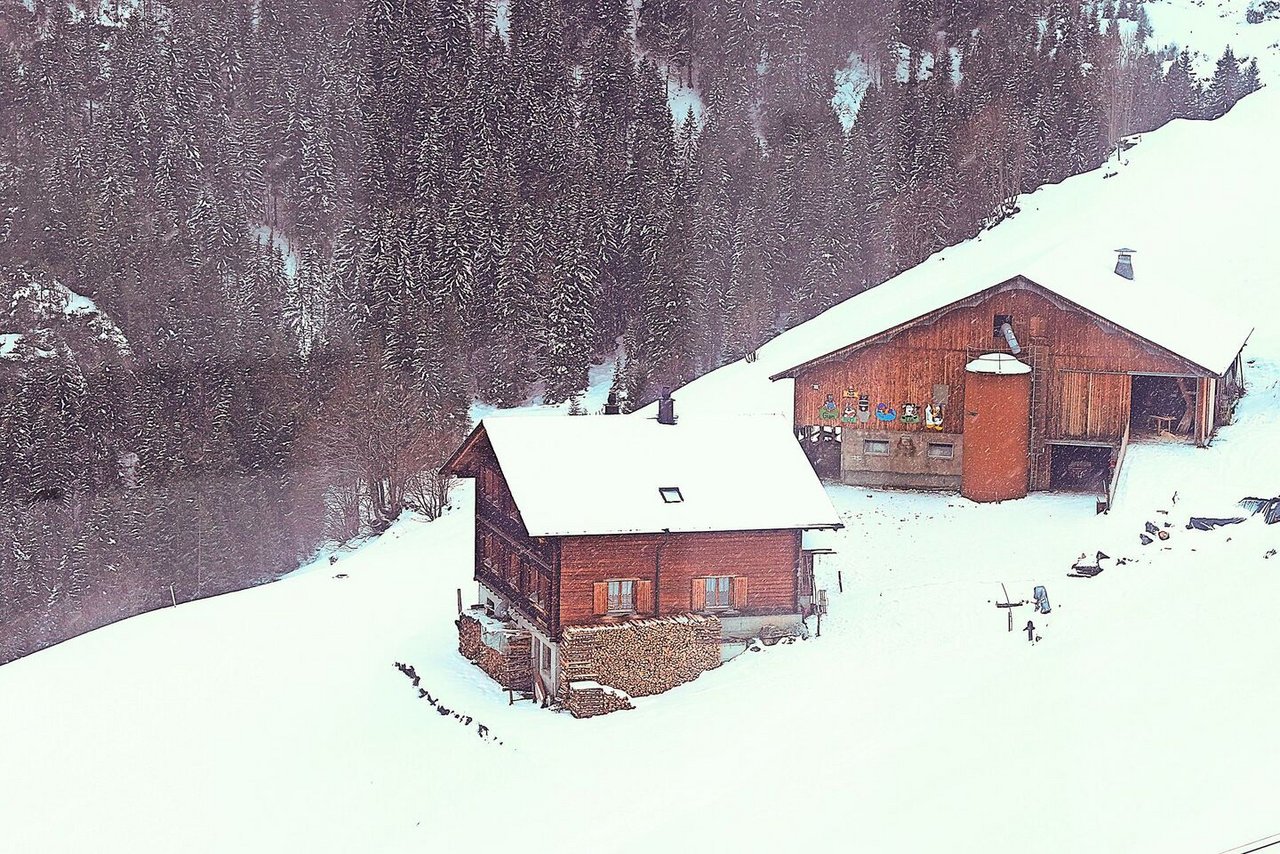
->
[1247, 0, 1280, 23]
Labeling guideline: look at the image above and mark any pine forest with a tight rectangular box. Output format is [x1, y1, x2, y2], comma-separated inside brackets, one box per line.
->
[0, 0, 1260, 661]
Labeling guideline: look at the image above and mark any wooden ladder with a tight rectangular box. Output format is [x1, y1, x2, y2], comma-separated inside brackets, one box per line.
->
[1026, 336, 1050, 490]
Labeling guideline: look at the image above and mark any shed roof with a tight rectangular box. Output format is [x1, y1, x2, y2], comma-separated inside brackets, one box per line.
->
[448, 414, 842, 538]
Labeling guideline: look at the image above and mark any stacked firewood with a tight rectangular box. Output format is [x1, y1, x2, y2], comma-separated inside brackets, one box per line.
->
[456, 611, 532, 691]
[559, 614, 721, 700]
[564, 682, 634, 718]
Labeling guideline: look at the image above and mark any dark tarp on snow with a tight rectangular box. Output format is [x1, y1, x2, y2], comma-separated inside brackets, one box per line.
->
[1187, 496, 1280, 532]
[1187, 517, 1246, 531]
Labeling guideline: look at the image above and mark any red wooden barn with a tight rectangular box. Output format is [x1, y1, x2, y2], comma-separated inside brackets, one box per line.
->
[443, 408, 841, 707]
[771, 252, 1252, 504]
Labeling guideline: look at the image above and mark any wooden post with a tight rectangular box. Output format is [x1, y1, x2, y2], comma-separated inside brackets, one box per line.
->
[837, 571, 843, 593]
[1008, 608, 1013, 633]
[169, 584, 177, 607]
[456, 587, 463, 614]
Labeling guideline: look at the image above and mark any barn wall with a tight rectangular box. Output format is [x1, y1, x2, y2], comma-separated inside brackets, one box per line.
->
[1048, 368, 1131, 441]
[558, 530, 800, 629]
[792, 284, 1197, 434]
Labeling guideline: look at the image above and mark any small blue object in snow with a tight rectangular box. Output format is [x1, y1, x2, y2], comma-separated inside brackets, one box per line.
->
[1033, 585, 1051, 614]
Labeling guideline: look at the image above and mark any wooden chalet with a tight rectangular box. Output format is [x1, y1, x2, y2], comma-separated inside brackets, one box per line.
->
[443, 408, 842, 704]
[771, 252, 1252, 504]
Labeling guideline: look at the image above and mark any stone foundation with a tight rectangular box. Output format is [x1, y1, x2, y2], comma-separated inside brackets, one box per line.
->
[457, 609, 532, 692]
[557, 613, 721, 704]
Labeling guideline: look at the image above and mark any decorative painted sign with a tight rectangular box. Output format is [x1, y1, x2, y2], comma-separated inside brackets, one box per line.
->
[857, 394, 871, 423]
[875, 403, 897, 422]
[925, 403, 945, 430]
[819, 394, 838, 420]
[901, 403, 920, 424]
[841, 402, 858, 423]
[844, 388, 857, 399]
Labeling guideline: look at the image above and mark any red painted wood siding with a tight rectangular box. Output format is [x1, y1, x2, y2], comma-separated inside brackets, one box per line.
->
[558, 530, 800, 628]
[793, 283, 1199, 444]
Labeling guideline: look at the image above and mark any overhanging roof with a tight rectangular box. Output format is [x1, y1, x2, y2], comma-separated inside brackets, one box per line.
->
[447, 414, 843, 538]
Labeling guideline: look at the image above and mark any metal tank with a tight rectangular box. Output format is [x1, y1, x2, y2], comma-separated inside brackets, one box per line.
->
[961, 353, 1032, 503]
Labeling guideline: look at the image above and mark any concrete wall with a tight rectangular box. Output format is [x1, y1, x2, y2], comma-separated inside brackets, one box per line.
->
[841, 430, 964, 490]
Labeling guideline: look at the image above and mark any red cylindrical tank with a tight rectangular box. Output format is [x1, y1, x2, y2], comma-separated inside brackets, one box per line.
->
[961, 353, 1032, 503]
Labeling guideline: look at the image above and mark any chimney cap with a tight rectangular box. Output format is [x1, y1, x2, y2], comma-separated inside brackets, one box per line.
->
[1115, 247, 1137, 255]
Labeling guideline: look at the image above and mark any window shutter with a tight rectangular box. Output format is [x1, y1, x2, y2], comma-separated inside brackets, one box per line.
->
[690, 578, 706, 611]
[593, 582, 608, 616]
[636, 579, 654, 614]
[731, 576, 749, 610]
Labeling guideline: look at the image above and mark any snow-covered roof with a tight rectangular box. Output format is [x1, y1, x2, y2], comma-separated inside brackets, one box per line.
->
[460, 414, 842, 537]
[771, 256, 1250, 380]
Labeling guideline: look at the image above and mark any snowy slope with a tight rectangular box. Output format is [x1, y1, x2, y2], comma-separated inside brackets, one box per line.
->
[4, 2, 1280, 853]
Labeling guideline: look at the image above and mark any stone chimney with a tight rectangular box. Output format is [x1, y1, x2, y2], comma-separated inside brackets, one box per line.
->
[1114, 248, 1136, 280]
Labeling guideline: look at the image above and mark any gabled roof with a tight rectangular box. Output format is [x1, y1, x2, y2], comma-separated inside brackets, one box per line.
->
[769, 258, 1251, 381]
[446, 414, 842, 538]
[770, 271, 1248, 380]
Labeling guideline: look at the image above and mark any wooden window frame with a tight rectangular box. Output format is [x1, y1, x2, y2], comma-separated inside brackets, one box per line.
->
[705, 576, 732, 609]
[606, 579, 636, 614]
[696, 576, 748, 612]
[864, 439, 890, 456]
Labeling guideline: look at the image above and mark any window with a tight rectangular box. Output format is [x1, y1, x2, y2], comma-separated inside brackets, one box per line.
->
[864, 439, 890, 456]
[659, 486, 684, 504]
[705, 576, 732, 609]
[607, 580, 635, 613]
[928, 442, 955, 460]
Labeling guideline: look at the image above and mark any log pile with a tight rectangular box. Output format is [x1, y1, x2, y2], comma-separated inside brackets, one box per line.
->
[557, 613, 721, 702]
[457, 609, 532, 691]
[563, 681, 634, 718]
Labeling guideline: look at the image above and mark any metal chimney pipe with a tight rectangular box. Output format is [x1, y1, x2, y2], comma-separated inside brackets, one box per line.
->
[657, 387, 676, 425]
[1115, 248, 1136, 280]
[999, 322, 1022, 355]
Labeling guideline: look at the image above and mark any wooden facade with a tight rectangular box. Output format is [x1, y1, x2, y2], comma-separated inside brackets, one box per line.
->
[448, 431, 811, 643]
[558, 530, 800, 628]
[779, 277, 1245, 494]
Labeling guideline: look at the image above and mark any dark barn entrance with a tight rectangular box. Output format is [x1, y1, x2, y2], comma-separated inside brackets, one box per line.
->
[1048, 444, 1112, 493]
[1130, 374, 1194, 439]
[798, 425, 841, 480]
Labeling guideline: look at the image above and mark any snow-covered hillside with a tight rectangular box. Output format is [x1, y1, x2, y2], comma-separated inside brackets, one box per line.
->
[4, 2, 1280, 853]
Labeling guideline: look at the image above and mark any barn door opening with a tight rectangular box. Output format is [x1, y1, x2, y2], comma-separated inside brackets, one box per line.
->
[1048, 444, 1112, 493]
[1129, 375, 1195, 442]
[797, 425, 841, 480]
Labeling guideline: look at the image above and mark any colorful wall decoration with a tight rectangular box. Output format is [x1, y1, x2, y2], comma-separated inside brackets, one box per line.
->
[875, 403, 897, 422]
[925, 403, 945, 430]
[901, 403, 920, 424]
[819, 394, 838, 420]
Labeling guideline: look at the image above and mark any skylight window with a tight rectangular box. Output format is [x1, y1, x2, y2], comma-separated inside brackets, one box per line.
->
[659, 487, 684, 504]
